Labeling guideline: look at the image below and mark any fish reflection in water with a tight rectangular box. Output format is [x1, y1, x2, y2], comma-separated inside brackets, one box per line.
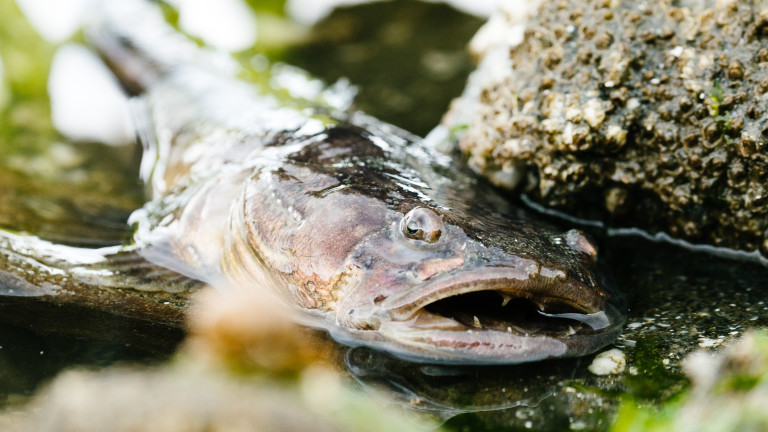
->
[344, 346, 576, 423]
[51, 0, 626, 364]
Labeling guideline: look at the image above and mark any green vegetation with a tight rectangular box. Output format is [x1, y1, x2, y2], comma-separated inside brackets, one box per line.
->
[0, 0, 53, 105]
[0, 0, 57, 153]
[613, 330, 768, 432]
[623, 336, 689, 401]
[708, 79, 723, 117]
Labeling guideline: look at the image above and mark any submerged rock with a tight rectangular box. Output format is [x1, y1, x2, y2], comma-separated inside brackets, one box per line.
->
[451, 0, 768, 255]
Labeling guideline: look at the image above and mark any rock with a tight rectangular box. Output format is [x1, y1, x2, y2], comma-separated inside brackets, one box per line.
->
[450, 0, 768, 256]
[588, 348, 626, 375]
[3, 367, 391, 432]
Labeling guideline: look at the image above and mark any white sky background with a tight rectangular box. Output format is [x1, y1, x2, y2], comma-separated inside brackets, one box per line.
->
[47, 44, 135, 145]
[165, 0, 259, 51]
[12, 0, 506, 145]
[13, 0, 96, 43]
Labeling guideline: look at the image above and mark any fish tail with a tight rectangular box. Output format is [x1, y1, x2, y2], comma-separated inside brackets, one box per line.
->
[86, 0, 232, 93]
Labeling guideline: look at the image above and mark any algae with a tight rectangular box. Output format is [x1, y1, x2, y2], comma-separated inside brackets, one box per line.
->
[612, 330, 768, 432]
[623, 335, 688, 401]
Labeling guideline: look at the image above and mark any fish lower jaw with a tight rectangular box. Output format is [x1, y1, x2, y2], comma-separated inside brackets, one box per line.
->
[393, 289, 606, 338]
[374, 320, 572, 364]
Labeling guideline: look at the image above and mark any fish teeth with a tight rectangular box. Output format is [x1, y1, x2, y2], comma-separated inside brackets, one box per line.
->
[500, 293, 513, 307]
[473, 316, 482, 328]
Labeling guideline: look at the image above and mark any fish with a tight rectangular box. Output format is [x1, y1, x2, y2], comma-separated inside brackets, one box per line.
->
[72, 0, 625, 364]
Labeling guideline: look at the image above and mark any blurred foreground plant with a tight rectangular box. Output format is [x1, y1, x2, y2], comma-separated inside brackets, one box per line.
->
[612, 330, 768, 432]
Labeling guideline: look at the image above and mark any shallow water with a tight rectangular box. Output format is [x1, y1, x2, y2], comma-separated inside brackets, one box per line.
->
[1, 1, 767, 431]
[315, 224, 768, 431]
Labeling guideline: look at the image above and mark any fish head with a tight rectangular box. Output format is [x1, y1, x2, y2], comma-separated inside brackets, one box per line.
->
[243, 126, 623, 364]
[334, 204, 625, 364]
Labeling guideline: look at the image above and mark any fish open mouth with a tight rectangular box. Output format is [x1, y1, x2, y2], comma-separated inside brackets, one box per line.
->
[369, 269, 624, 364]
[420, 290, 608, 337]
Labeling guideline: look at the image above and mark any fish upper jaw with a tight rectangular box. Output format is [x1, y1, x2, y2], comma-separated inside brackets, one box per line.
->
[337, 260, 625, 364]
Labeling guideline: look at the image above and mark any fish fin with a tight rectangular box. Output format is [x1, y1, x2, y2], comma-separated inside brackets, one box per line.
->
[72, 247, 204, 294]
[0, 229, 201, 296]
[0, 229, 191, 350]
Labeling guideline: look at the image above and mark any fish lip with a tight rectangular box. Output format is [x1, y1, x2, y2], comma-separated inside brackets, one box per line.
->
[372, 321, 624, 365]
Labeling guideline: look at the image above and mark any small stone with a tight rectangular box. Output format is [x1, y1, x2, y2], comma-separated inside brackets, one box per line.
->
[698, 337, 723, 348]
[583, 99, 607, 128]
[588, 349, 626, 375]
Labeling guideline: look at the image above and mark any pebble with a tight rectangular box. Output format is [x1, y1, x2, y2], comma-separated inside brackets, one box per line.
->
[588, 349, 626, 375]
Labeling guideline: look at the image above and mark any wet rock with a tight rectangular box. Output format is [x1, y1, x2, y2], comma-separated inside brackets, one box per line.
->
[4, 368, 361, 432]
[451, 0, 768, 255]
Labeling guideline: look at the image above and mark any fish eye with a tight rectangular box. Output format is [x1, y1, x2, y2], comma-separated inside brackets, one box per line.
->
[401, 207, 443, 243]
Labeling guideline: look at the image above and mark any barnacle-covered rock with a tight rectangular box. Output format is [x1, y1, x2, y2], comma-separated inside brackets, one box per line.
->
[451, 0, 768, 255]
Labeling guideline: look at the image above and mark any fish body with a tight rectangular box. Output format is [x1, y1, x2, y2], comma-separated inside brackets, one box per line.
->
[89, 0, 625, 364]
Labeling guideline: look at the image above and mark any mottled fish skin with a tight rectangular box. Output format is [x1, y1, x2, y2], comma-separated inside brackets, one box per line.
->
[88, 0, 625, 364]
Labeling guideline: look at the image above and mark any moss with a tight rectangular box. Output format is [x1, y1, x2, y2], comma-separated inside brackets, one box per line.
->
[624, 336, 688, 401]
[708, 80, 723, 117]
[157, 2, 182, 32]
[0, 0, 55, 133]
[611, 330, 768, 432]
[610, 399, 680, 432]
[449, 123, 469, 140]
[718, 373, 760, 393]
[240, 0, 287, 17]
